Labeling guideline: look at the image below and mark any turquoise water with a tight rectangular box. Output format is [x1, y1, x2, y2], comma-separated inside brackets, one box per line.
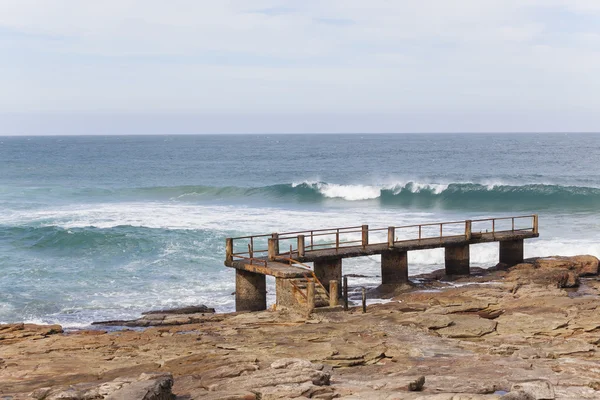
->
[1, 133, 599, 327]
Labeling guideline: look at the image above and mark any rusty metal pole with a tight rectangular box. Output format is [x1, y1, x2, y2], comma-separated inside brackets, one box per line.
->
[268, 238, 277, 261]
[343, 276, 348, 311]
[271, 233, 279, 255]
[225, 238, 233, 263]
[362, 225, 369, 248]
[388, 227, 395, 248]
[362, 287, 367, 313]
[297, 235, 305, 258]
[465, 220, 472, 241]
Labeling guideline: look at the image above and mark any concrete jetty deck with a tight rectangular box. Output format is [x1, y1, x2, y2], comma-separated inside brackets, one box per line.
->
[225, 215, 539, 311]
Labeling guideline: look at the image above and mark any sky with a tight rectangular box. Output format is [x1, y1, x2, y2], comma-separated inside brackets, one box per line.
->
[1, 0, 599, 134]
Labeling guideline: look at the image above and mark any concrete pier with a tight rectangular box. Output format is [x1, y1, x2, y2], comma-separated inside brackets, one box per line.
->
[235, 269, 266, 312]
[499, 239, 524, 266]
[226, 215, 539, 311]
[381, 250, 408, 284]
[445, 244, 470, 275]
[314, 258, 342, 295]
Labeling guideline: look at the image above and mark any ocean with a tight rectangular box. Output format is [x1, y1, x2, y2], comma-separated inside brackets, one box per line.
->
[1, 133, 599, 328]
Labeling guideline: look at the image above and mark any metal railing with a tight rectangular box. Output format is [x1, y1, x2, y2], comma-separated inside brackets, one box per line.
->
[225, 214, 538, 263]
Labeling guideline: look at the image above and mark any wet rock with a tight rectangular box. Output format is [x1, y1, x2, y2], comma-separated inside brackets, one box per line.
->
[92, 312, 223, 327]
[505, 380, 555, 400]
[555, 271, 579, 288]
[142, 305, 216, 315]
[408, 376, 425, 391]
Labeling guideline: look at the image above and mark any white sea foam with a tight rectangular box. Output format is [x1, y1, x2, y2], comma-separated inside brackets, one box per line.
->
[2, 198, 600, 327]
[317, 183, 382, 201]
[291, 180, 453, 201]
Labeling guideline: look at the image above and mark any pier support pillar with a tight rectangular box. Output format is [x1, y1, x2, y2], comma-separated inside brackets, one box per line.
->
[235, 269, 266, 312]
[499, 239, 524, 266]
[381, 250, 408, 284]
[275, 278, 297, 309]
[445, 245, 470, 276]
[314, 258, 342, 297]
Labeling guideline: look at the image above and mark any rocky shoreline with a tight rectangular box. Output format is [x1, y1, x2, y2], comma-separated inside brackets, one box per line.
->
[2, 255, 600, 399]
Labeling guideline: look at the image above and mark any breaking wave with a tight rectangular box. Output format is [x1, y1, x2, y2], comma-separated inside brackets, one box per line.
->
[140, 181, 600, 209]
[7, 181, 600, 210]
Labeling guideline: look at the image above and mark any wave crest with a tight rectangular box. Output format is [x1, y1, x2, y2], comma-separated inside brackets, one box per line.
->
[7, 181, 600, 209]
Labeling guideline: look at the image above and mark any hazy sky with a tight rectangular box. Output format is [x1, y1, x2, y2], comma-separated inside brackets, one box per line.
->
[1, 1, 599, 134]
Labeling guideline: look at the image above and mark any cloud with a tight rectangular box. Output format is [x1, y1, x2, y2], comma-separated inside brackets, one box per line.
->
[0, 0, 598, 133]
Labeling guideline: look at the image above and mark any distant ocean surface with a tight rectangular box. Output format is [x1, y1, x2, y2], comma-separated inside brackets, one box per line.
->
[1, 133, 600, 327]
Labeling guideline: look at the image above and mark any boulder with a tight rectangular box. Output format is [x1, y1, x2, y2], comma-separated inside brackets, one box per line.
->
[527, 256, 599, 276]
[30, 373, 175, 400]
[504, 380, 555, 400]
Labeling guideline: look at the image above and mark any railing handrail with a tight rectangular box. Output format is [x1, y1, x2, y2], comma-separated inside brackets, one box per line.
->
[225, 214, 538, 261]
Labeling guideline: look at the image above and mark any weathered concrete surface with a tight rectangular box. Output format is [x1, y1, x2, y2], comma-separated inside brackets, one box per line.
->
[381, 250, 409, 284]
[445, 244, 470, 275]
[2, 255, 600, 399]
[499, 239, 524, 266]
[314, 257, 342, 295]
[235, 269, 267, 312]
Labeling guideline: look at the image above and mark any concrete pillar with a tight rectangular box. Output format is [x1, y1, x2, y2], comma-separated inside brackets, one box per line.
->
[381, 250, 408, 284]
[307, 281, 315, 313]
[314, 258, 342, 296]
[499, 239, 524, 266]
[445, 244, 470, 275]
[275, 278, 296, 309]
[235, 269, 266, 312]
[329, 280, 339, 306]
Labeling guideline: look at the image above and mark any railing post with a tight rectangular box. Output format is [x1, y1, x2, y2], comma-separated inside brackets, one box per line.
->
[268, 238, 277, 260]
[492, 219, 495, 234]
[329, 280, 339, 307]
[418, 225, 422, 240]
[297, 234, 305, 257]
[465, 220, 472, 241]
[362, 225, 369, 248]
[362, 287, 367, 313]
[271, 233, 279, 255]
[336, 230, 340, 251]
[533, 214, 539, 234]
[388, 227, 395, 248]
[226, 238, 233, 263]
[512, 217, 515, 232]
[307, 281, 316, 313]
